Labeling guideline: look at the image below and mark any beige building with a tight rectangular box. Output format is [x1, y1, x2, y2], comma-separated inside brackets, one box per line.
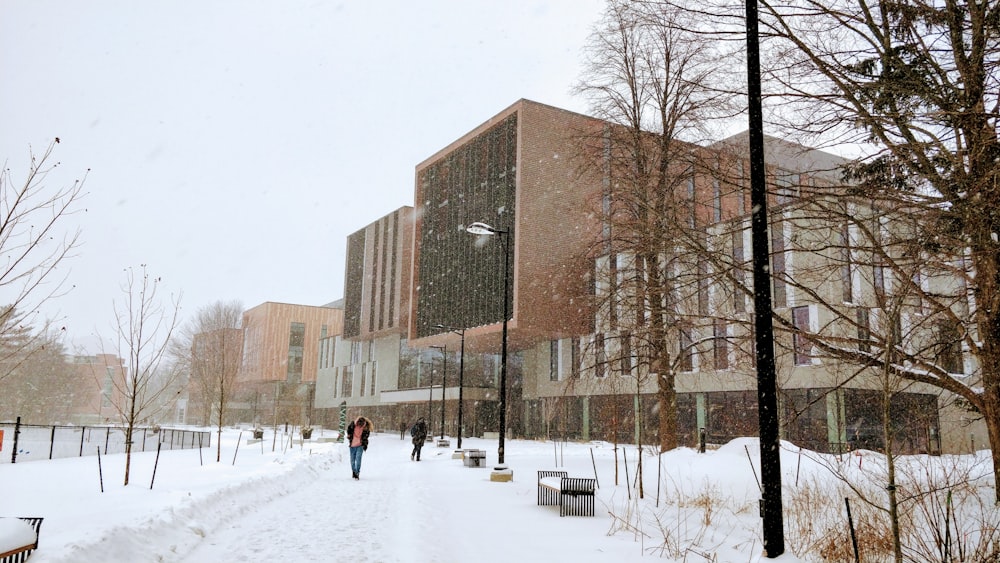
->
[236, 301, 343, 427]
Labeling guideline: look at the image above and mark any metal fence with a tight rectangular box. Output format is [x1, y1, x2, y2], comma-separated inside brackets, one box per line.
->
[0, 419, 211, 464]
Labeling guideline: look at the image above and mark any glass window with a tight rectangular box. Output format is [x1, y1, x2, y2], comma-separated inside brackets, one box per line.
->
[713, 320, 728, 370]
[792, 306, 812, 365]
[549, 340, 560, 381]
[680, 328, 694, 372]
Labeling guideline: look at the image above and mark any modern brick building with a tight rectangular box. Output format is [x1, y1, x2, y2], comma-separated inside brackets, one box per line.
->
[312, 99, 984, 455]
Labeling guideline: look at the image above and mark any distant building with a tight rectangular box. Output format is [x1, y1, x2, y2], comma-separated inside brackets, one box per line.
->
[64, 354, 124, 425]
[235, 301, 343, 428]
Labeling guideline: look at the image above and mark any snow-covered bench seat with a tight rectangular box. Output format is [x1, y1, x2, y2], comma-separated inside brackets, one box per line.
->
[0, 517, 43, 563]
[537, 470, 596, 517]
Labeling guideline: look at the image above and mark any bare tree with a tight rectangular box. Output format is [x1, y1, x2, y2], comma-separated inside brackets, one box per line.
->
[648, 0, 1000, 502]
[105, 265, 181, 485]
[739, 0, 1000, 502]
[172, 300, 243, 462]
[574, 0, 739, 452]
[0, 139, 85, 382]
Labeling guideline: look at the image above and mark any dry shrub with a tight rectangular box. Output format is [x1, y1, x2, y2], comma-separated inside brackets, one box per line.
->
[784, 476, 897, 562]
[897, 454, 1000, 562]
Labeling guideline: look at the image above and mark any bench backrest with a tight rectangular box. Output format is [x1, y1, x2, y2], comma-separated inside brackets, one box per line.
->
[537, 470, 568, 482]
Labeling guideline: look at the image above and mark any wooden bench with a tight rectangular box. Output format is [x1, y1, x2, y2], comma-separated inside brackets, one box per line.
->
[463, 449, 487, 467]
[436, 438, 451, 447]
[0, 517, 43, 563]
[537, 471, 596, 517]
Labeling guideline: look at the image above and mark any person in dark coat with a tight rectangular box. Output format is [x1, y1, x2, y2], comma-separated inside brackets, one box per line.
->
[410, 417, 427, 461]
[347, 416, 371, 479]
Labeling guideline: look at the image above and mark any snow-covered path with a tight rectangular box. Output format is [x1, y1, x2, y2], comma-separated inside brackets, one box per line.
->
[179, 434, 617, 562]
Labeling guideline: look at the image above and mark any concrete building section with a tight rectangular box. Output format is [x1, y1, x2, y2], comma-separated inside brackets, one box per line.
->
[343, 207, 413, 340]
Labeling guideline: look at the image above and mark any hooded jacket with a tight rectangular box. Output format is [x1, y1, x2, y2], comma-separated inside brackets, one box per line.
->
[346, 419, 370, 450]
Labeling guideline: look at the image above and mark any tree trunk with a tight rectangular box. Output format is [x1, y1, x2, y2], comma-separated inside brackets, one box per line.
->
[658, 367, 677, 452]
[982, 398, 1000, 505]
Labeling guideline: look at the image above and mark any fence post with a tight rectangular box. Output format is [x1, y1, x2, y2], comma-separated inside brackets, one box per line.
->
[49, 426, 56, 459]
[11, 416, 21, 464]
[79, 426, 86, 457]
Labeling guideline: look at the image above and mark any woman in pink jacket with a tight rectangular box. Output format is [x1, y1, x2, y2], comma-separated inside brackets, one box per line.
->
[346, 416, 371, 479]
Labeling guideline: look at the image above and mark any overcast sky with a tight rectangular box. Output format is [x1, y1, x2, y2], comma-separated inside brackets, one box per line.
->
[1, 0, 606, 352]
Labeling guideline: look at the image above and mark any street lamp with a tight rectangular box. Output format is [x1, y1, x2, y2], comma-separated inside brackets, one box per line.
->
[434, 324, 466, 448]
[466, 220, 511, 465]
[430, 344, 447, 439]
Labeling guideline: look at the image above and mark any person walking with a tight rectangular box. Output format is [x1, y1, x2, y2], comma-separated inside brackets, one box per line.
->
[410, 417, 427, 461]
[346, 416, 371, 479]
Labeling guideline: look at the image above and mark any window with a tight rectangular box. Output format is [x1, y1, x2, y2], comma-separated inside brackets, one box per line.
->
[370, 362, 378, 395]
[680, 328, 694, 372]
[549, 340, 560, 381]
[912, 270, 926, 313]
[856, 307, 871, 353]
[287, 322, 305, 383]
[620, 332, 632, 375]
[771, 219, 786, 308]
[840, 219, 853, 302]
[351, 340, 362, 364]
[732, 228, 745, 314]
[342, 366, 353, 397]
[713, 320, 729, 370]
[609, 254, 618, 329]
[775, 169, 798, 204]
[698, 259, 710, 316]
[594, 333, 606, 378]
[792, 306, 812, 365]
[571, 337, 581, 378]
[712, 178, 722, 222]
[687, 172, 696, 228]
[936, 320, 963, 374]
[873, 258, 886, 302]
[360, 364, 367, 397]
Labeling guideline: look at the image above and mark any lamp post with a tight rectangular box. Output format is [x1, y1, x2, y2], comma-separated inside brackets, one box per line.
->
[746, 0, 784, 556]
[434, 324, 466, 448]
[466, 221, 511, 465]
[430, 344, 447, 439]
[425, 349, 436, 436]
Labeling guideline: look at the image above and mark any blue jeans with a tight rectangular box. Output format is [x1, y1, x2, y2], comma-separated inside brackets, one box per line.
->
[349, 445, 364, 475]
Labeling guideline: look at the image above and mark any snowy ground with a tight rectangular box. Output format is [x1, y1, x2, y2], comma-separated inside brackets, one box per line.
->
[1, 427, 996, 562]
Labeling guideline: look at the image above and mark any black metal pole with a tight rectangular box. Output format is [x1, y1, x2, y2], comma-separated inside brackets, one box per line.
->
[427, 354, 434, 434]
[746, 0, 785, 557]
[498, 227, 510, 465]
[440, 348, 447, 439]
[430, 345, 446, 438]
[457, 329, 466, 448]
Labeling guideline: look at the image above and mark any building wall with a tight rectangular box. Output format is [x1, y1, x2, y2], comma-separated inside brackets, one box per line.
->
[344, 207, 412, 339]
[411, 99, 602, 350]
[238, 301, 343, 385]
[66, 354, 124, 425]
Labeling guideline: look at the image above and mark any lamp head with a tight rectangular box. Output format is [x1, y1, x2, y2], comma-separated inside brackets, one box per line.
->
[466, 221, 498, 235]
